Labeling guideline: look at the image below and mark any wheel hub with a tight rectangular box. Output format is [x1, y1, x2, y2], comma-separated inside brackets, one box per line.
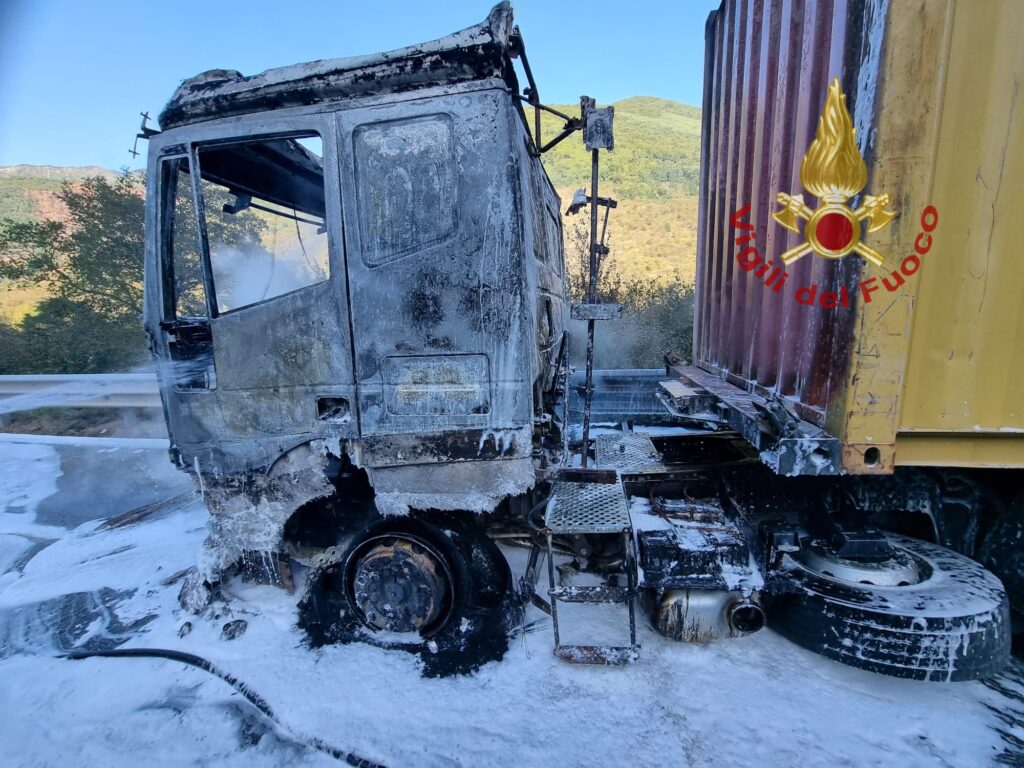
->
[797, 542, 925, 586]
[349, 536, 451, 634]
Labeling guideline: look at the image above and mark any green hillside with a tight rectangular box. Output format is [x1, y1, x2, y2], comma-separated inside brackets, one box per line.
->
[541, 96, 702, 199]
[0, 165, 116, 179]
[0, 176, 65, 224]
[539, 96, 702, 283]
[0, 166, 118, 223]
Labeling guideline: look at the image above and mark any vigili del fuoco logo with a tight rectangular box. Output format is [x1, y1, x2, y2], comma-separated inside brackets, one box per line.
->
[731, 77, 938, 310]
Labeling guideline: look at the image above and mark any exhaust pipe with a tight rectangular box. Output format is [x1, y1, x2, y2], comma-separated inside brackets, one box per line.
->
[655, 590, 766, 642]
[727, 599, 766, 635]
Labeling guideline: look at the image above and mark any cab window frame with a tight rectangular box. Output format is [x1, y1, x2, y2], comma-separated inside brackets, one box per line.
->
[159, 127, 333, 322]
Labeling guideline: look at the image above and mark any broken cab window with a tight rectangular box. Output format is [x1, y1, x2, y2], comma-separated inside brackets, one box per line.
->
[159, 157, 215, 390]
[196, 134, 330, 314]
[163, 158, 207, 319]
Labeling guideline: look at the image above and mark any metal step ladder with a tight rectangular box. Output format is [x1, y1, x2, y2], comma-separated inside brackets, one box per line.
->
[544, 480, 639, 665]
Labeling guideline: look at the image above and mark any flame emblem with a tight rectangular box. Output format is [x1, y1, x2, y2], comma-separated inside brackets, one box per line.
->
[772, 77, 896, 265]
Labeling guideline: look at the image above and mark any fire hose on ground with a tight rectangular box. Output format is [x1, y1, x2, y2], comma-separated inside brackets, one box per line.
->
[62, 647, 386, 768]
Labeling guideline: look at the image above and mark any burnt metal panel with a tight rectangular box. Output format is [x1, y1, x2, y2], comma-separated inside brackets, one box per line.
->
[662, 365, 840, 475]
[158, 3, 516, 129]
[696, 0, 879, 428]
[336, 90, 534, 438]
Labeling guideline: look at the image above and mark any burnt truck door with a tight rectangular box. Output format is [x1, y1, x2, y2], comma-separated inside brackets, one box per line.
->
[335, 89, 534, 442]
[151, 115, 357, 471]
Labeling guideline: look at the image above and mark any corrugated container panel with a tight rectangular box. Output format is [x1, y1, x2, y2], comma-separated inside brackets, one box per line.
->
[697, 0, 876, 427]
[843, 0, 1024, 471]
[697, 0, 1024, 473]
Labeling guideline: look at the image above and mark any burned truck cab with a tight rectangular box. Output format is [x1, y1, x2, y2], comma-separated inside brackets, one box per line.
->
[143, 5, 566, 612]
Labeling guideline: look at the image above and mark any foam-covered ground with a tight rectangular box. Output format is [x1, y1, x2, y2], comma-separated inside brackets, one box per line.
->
[1, 441, 1022, 767]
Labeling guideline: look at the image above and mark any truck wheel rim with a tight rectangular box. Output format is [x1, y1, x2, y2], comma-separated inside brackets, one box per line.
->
[346, 533, 453, 636]
[795, 542, 926, 587]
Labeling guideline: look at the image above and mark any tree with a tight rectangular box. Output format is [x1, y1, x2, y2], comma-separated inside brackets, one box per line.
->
[0, 172, 148, 372]
[0, 319, 31, 372]
[1, 172, 146, 323]
[0, 170, 266, 373]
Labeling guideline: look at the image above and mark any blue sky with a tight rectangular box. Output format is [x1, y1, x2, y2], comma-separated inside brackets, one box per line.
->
[0, 0, 718, 170]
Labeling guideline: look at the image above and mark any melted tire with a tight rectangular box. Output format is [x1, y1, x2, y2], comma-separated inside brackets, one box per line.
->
[769, 534, 1011, 681]
[299, 514, 517, 677]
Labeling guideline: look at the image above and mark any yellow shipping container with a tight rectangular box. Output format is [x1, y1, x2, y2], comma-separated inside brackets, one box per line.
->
[697, 0, 1024, 475]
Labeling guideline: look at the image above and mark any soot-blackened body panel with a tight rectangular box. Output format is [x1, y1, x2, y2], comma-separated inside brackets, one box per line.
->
[339, 93, 531, 440]
[146, 84, 561, 478]
[146, 60, 564, 516]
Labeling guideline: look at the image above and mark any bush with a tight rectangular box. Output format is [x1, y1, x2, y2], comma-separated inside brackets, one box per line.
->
[564, 219, 694, 369]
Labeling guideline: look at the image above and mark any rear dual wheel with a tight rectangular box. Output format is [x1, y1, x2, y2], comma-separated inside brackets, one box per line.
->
[769, 534, 1010, 681]
[978, 498, 1024, 614]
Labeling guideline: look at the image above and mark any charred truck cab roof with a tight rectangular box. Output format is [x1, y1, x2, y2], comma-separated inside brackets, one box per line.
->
[157, 3, 518, 130]
[143, 1, 565, 569]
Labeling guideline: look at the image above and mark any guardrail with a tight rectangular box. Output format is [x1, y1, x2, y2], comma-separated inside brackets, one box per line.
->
[0, 373, 161, 413]
[0, 432, 170, 449]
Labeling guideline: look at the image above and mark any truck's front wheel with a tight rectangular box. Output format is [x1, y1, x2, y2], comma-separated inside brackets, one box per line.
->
[299, 514, 516, 676]
[346, 531, 456, 636]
